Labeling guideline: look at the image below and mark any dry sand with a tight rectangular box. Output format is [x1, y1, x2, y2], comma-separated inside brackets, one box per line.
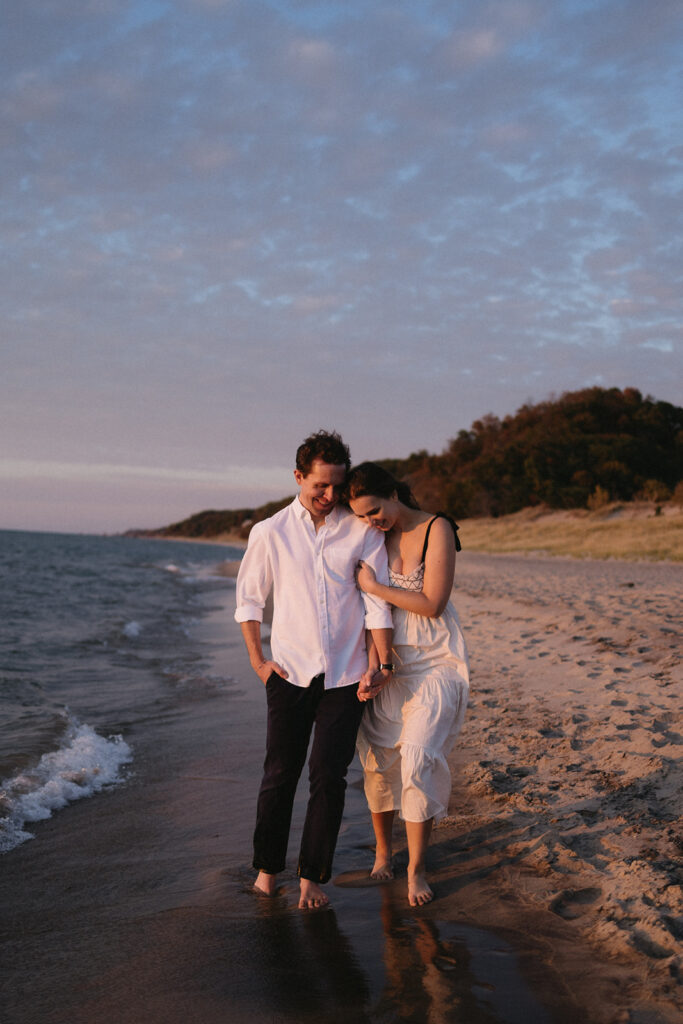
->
[459, 500, 683, 562]
[148, 498, 683, 562]
[421, 552, 682, 1024]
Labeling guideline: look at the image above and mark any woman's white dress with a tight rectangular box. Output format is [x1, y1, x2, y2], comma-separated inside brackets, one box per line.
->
[357, 545, 470, 824]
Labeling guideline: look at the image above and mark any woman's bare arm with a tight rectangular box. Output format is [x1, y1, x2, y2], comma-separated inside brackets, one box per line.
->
[356, 517, 456, 618]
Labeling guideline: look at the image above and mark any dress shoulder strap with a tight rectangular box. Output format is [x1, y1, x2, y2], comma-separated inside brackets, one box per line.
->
[420, 513, 462, 562]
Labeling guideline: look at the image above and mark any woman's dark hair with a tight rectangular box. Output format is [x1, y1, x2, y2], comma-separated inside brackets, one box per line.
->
[296, 430, 351, 476]
[344, 462, 420, 510]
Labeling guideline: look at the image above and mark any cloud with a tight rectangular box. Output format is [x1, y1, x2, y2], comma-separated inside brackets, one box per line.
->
[287, 37, 337, 69]
[0, 458, 293, 491]
[444, 28, 506, 67]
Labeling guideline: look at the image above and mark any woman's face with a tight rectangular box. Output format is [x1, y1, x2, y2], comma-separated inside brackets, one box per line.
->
[349, 493, 399, 532]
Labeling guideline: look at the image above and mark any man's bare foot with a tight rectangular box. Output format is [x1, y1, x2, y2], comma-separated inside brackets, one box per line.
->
[299, 878, 330, 909]
[253, 870, 278, 897]
[408, 871, 433, 907]
[370, 856, 394, 881]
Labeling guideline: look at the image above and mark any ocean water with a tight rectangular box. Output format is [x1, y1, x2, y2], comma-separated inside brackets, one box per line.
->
[0, 529, 241, 853]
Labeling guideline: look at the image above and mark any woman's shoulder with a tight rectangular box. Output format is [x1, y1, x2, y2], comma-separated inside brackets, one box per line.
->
[421, 513, 461, 556]
[421, 512, 455, 534]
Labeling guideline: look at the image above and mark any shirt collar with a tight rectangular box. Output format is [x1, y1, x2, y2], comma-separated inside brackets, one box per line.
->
[294, 496, 344, 527]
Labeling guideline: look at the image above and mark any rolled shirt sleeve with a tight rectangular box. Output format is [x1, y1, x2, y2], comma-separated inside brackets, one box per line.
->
[360, 526, 393, 630]
[235, 522, 273, 624]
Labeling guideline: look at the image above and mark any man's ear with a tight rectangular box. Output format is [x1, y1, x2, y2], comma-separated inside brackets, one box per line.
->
[294, 469, 304, 486]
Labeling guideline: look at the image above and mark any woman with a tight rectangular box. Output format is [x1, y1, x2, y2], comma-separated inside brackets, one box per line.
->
[345, 463, 469, 907]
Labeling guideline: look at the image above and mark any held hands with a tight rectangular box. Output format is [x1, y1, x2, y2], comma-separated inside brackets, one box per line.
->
[355, 560, 378, 594]
[357, 665, 393, 702]
[254, 659, 288, 685]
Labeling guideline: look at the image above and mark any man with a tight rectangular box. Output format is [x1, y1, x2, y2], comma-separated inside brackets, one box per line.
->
[235, 430, 394, 909]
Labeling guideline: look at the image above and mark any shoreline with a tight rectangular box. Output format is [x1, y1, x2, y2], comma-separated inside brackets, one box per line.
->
[130, 499, 683, 563]
[125, 531, 249, 550]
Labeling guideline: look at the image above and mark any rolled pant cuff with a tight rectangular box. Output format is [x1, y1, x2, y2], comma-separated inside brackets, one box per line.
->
[253, 858, 286, 875]
[297, 862, 330, 884]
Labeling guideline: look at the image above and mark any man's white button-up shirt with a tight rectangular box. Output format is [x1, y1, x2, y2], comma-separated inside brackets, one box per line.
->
[235, 498, 393, 689]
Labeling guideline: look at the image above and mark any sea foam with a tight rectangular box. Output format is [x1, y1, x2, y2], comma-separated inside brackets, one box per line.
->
[0, 717, 132, 854]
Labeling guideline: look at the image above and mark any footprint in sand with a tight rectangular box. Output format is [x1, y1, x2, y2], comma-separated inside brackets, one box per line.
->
[538, 725, 564, 738]
[549, 888, 603, 919]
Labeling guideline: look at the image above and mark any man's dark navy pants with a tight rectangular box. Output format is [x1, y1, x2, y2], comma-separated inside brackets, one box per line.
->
[253, 672, 364, 883]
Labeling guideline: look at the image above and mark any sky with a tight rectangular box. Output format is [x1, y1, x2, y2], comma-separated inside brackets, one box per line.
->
[2, 0, 682, 533]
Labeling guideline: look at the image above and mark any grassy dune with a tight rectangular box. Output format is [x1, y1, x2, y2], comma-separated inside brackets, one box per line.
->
[458, 501, 683, 562]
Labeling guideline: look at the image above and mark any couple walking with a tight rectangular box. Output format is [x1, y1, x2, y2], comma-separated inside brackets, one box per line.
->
[235, 430, 469, 909]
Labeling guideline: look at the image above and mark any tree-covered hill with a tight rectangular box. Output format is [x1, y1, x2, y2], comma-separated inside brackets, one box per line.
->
[134, 387, 682, 539]
[129, 496, 295, 541]
[390, 387, 682, 518]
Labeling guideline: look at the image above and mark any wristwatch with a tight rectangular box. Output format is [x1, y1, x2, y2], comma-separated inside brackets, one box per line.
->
[379, 663, 394, 672]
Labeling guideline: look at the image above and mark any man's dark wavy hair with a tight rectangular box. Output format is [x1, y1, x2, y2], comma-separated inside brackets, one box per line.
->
[296, 430, 351, 476]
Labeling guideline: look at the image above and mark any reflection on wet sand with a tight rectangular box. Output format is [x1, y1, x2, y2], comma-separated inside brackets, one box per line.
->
[248, 875, 555, 1023]
[371, 886, 553, 1024]
[249, 896, 372, 1023]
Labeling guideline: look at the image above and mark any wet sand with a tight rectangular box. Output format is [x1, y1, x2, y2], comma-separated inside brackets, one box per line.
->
[1, 554, 680, 1024]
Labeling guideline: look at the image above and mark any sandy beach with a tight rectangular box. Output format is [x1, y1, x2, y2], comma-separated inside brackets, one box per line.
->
[1, 551, 680, 1024]
[435, 553, 682, 1023]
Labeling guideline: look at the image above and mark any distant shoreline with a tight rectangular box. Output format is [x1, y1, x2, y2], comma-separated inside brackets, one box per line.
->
[130, 530, 249, 551]
[128, 499, 682, 563]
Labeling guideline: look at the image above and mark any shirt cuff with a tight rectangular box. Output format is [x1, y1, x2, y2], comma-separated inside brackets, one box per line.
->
[364, 609, 394, 630]
[234, 603, 264, 623]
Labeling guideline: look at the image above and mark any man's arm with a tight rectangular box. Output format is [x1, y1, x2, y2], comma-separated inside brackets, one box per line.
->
[355, 527, 394, 700]
[366, 626, 394, 694]
[358, 527, 393, 628]
[235, 524, 287, 685]
[240, 620, 288, 685]
[370, 627, 393, 667]
[359, 625, 394, 701]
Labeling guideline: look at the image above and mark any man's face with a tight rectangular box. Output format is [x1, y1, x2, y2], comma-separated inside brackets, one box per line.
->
[294, 459, 347, 520]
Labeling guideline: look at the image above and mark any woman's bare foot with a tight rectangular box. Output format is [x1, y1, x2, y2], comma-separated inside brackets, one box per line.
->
[253, 870, 278, 896]
[408, 871, 433, 907]
[370, 856, 394, 881]
[299, 878, 330, 909]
